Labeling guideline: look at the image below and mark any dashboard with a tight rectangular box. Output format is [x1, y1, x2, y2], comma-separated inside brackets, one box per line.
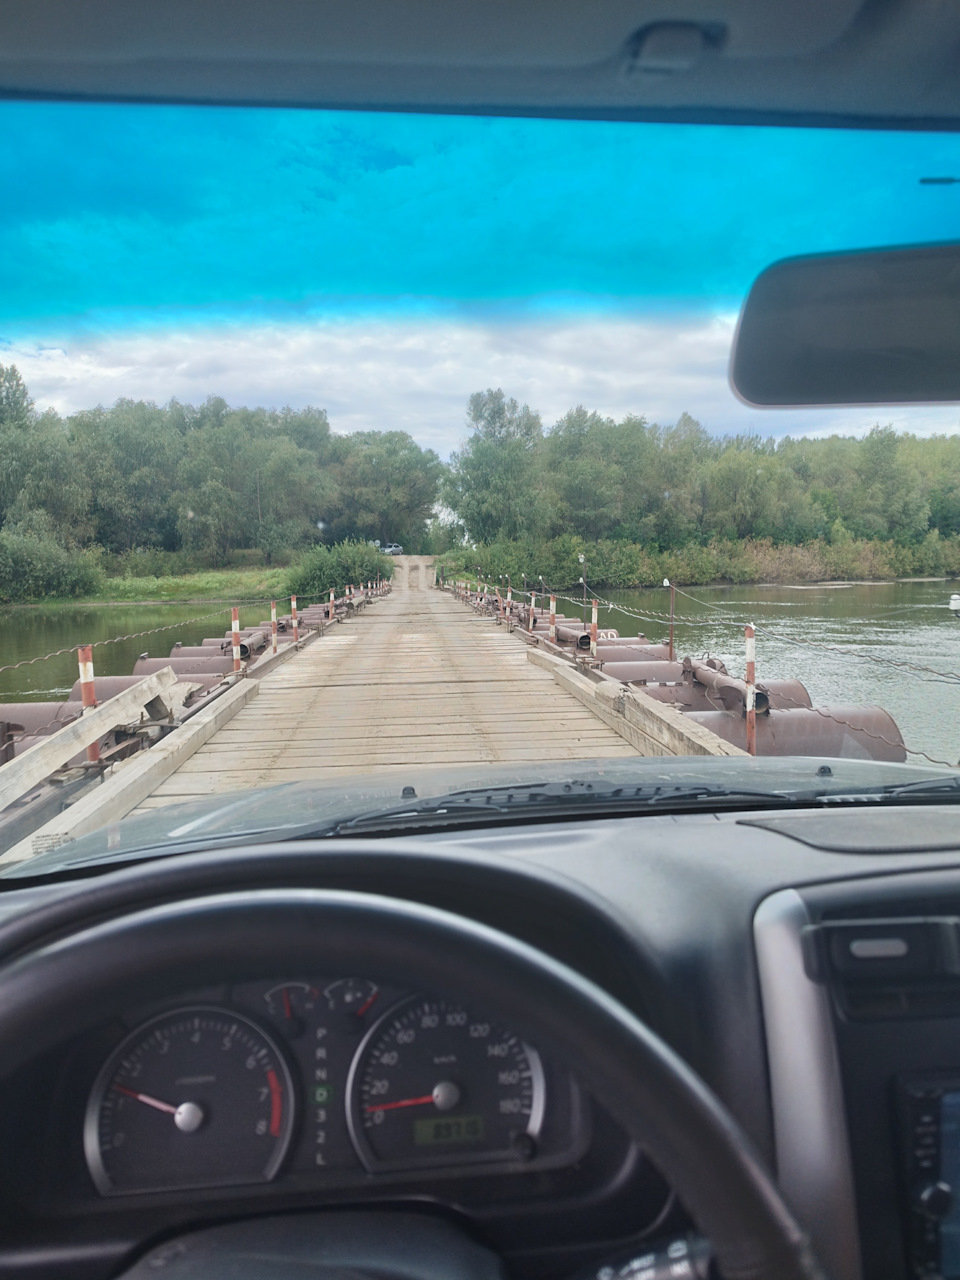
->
[2, 804, 960, 1278]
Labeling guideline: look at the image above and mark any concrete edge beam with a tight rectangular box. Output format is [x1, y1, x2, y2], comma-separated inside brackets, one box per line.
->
[526, 648, 748, 758]
[0, 677, 260, 865]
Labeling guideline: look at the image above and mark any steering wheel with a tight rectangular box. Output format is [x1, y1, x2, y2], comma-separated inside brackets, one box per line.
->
[0, 886, 828, 1280]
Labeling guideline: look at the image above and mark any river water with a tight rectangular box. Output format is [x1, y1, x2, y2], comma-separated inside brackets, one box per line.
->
[564, 579, 960, 769]
[0, 583, 957, 768]
[0, 603, 268, 704]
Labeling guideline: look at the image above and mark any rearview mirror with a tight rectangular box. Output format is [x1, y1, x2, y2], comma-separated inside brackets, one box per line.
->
[730, 241, 960, 405]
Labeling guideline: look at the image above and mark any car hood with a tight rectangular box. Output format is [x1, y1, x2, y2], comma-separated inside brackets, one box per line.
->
[2, 755, 956, 878]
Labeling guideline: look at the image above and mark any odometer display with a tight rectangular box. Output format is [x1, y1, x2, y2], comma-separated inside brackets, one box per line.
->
[347, 997, 544, 1170]
[413, 1114, 484, 1147]
[85, 1006, 295, 1195]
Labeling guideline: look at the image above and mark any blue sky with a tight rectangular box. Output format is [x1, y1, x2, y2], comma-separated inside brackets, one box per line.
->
[3, 103, 960, 453]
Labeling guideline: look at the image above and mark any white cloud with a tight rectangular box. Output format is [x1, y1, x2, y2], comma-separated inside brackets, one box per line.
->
[5, 310, 960, 458]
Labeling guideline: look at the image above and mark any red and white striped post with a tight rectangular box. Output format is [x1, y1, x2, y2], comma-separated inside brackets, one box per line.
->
[506, 581, 512, 616]
[271, 600, 278, 655]
[231, 607, 242, 672]
[590, 600, 599, 657]
[549, 594, 557, 642]
[527, 589, 537, 633]
[77, 644, 100, 763]
[291, 595, 299, 643]
[745, 624, 757, 756]
[329, 587, 335, 620]
[664, 577, 676, 663]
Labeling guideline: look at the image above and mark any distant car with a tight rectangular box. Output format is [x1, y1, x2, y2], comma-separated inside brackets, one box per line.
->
[384, 543, 403, 555]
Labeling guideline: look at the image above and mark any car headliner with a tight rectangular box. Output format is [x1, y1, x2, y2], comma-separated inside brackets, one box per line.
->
[0, 0, 958, 131]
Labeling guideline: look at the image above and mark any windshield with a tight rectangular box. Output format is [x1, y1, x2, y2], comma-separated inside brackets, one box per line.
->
[1, 105, 959, 870]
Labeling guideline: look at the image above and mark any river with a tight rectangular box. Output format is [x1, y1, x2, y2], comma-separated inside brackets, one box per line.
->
[568, 579, 960, 769]
[0, 602, 267, 703]
[0, 583, 957, 769]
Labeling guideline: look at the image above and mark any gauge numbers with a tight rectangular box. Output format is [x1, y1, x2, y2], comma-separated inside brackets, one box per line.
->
[347, 997, 544, 1171]
[85, 1007, 295, 1195]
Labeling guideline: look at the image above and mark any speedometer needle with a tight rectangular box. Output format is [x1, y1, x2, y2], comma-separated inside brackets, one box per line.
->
[113, 1085, 178, 1115]
[365, 1094, 435, 1113]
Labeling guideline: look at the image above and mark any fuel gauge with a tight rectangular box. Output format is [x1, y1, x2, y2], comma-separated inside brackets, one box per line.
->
[323, 978, 379, 1025]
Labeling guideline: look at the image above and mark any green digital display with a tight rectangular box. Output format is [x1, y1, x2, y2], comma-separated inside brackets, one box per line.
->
[413, 1115, 485, 1147]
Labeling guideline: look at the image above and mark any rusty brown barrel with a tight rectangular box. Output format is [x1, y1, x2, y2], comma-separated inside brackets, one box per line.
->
[132, 655, 235, 678]
[169, 645, 224, 657]
[595, 662, 686, 684]
[594, 644, 672, 663]
[235, 630, 267, 657]
[583, 635, 656, 652]
[69, 675, 223, 702]
[553, 624, 589, 642]
[624, 678, 813, 714]
[682, 658, 812, 714]
[0, 702, 80, 735]
[685, 705, 906, 762]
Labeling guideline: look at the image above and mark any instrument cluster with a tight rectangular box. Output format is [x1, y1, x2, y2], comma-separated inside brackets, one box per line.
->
[83, 976, 582, 1196]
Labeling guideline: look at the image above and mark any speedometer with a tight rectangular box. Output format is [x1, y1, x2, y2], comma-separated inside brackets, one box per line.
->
[346, 997, 545, 1170]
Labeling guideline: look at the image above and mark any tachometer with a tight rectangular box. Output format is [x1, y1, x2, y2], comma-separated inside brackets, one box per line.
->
[346, 997, 545, 1170]
[85, 1006, 295, 1195]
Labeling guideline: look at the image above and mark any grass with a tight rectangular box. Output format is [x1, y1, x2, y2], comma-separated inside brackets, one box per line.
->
[84, 566, 292, 604]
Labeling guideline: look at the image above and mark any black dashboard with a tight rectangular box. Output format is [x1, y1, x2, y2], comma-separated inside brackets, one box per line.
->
[1, 804, 960, 1279]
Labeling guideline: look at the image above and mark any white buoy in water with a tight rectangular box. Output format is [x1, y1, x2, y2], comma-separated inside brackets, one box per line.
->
[951, 593, 960, 617]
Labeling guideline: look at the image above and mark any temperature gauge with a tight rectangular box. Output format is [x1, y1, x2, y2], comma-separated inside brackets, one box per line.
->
[264, 982, 320, 1038]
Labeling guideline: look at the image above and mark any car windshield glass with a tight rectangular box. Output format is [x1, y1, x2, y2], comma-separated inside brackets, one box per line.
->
[1, 104, 959, 870]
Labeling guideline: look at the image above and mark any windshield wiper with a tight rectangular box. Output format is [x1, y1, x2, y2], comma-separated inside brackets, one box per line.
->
[818, 775, 960, 804]
[302, 772, 960, 837]
[310, 780, 813, 836]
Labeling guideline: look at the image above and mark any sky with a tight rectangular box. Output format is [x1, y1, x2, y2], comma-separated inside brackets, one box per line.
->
[3, 102, 960, 457]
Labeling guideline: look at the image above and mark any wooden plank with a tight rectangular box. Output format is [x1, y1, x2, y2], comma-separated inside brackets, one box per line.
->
[118, 557, 645, 813]
[178, 740, 625, 767]
[0, 668, 180, 814]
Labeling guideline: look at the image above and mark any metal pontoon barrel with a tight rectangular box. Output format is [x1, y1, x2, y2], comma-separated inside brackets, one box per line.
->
[132, 655, 235, 677]
[685, 705, 906, 762]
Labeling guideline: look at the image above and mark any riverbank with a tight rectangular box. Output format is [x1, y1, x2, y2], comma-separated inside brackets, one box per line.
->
[437, 534, 960, 590]
[82, 566, 291, 604]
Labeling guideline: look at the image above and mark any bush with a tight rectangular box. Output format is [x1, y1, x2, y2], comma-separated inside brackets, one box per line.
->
[286, 540, 394, 600]
[0, 531, 104, 601]
[436, 534, 960, 589]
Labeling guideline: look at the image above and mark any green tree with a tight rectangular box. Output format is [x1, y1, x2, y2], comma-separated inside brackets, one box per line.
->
[324, 431, 444, 549]
[444, 389, 544, 542]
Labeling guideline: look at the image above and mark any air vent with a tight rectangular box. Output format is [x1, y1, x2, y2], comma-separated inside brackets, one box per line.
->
[803, 917, 960, 1020]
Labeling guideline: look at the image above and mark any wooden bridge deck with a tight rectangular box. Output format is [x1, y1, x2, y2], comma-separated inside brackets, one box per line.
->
[132, 556, 638, 812]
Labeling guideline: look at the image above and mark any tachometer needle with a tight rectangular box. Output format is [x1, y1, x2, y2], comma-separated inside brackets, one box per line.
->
[365, 1094, 435, 1113]
[113, 1084, 178, 1115]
